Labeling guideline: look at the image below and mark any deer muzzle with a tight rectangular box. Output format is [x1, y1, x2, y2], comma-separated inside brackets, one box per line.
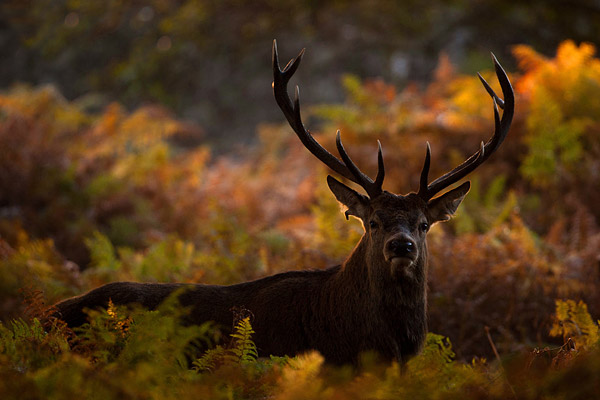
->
[385, 234, 418, 270]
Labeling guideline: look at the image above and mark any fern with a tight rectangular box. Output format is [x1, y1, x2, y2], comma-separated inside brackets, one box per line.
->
[452, 175, 517, 234]
[516, 41, 599, 188]
[550, 299, 599, 350]
[0, 317, 71, 373]
[20, 287, 52, 322]
[406, 332, 456, 377]
[9, 318, 46, 342]
[192, 345, 228, 372]
[84, 231, 121, 276]
[228, 317, 258, 364]
[73, 302, 133, 363]
[193, 316, 258, 372]
[106, 299, 131, 338]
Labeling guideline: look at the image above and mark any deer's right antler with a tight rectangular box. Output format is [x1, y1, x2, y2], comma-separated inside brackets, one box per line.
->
[272, 40, 385, 199]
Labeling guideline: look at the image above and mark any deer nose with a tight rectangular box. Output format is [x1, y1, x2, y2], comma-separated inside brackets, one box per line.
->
[387, 238, 415, 258]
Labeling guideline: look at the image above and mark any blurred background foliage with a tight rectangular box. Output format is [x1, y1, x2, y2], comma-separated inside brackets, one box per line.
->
[3, 0, 600, 146]
[1, 1, 600, 397]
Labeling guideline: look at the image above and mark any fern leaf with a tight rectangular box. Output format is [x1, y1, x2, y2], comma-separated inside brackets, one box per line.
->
[229, 317, 258, 364]
[550, 299, 599, 350]
[193, 345, 228, 372]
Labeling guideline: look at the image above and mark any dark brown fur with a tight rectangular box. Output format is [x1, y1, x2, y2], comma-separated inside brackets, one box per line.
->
[54, 187, 469, 365]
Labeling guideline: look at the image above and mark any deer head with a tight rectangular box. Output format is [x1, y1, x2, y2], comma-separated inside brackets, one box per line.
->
[272, 40, 514, 282]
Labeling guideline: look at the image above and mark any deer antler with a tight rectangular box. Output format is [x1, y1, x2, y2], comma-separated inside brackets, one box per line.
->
[272, 40, 385, 199]
[417, 54, 514, 201]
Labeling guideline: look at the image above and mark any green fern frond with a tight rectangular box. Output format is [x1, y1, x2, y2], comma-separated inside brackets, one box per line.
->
[10, 318, 46, 342]
[85, 231, 121, 271]
[193, 316, 258, 372]
[228, 317, 258, 364]
[192, 345, 228, 372]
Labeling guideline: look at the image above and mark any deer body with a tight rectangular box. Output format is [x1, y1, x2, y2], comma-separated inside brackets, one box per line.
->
[55, 228, 428, 364]
[53, 41, 514, 365]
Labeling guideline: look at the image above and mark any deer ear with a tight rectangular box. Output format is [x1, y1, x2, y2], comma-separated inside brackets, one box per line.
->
[327, 175, 370, 220]
[427, 181, 470, 223]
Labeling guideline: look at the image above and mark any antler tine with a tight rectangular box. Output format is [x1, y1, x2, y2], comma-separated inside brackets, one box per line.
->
[335, 131, 384, 198]
[417, 142, 431, 197]
[374, 140, 385, 189]
[273, 40, 385, 198]
[478, 72, 504, 110]
[419, 54, 514, 201]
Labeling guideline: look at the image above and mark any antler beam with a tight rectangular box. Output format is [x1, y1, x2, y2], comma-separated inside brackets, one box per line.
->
[418, 54, 514, 201]
[272, 40, 385, 199]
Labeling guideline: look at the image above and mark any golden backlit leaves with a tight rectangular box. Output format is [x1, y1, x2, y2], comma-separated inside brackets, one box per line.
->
[0, 85, 89, 135]
[85, 103, 180, 159]
[514, 41, 600, 187]
[515, 40, 600, 102]
[550, 299, 599, 351]
[106, 299, 131, 338]
[0, 40, 599, 368]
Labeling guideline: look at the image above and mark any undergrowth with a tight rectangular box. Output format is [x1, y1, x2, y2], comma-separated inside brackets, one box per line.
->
[0, 298, 598, 399]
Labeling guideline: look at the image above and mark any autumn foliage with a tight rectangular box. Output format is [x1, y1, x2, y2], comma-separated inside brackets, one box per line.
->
[1, 41, 600, 398]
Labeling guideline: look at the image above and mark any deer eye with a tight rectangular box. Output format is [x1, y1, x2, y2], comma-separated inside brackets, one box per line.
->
[419, 222, 429, 232]
[369, 220, 379, 229]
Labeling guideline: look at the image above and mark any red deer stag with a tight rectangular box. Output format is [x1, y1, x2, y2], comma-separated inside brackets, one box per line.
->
[53, 41, 514, 365]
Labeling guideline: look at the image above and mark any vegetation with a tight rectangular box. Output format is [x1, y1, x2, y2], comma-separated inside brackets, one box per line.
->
[1, 40, 600, 397]
[0, 296, 598, 399]
[3, 0, 600, 144]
